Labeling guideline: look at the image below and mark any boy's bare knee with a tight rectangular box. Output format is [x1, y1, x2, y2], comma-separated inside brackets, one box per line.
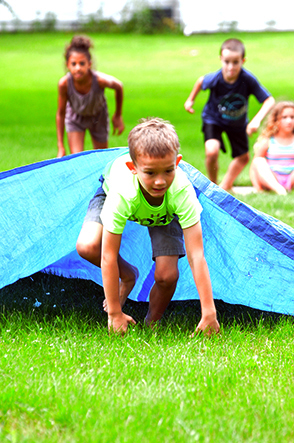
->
[76, 240, 87, 259]
[205, 139, 220, 159]
[76, 240, 101, 262]
[154, 268, 179, 289]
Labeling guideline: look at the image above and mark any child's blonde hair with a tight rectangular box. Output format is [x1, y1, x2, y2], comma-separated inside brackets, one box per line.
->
[128, 117, 180, 164]
[261, 101, 294, 138]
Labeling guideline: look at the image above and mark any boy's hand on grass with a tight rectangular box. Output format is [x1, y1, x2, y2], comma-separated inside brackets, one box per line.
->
[193, 314, 220, 337]
[108, 311, 136, 336]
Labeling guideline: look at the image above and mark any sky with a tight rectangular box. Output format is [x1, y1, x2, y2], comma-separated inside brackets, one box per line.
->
[1, 0, 294, 32]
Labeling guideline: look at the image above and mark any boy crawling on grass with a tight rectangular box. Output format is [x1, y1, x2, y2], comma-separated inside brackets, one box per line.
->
[76, 118, 220, 336]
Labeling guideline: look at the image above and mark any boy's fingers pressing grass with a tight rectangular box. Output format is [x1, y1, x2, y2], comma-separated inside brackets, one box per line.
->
[108, 313, 136, 336]
[191, 326, 218, 338]
[191, 317, 220, 338]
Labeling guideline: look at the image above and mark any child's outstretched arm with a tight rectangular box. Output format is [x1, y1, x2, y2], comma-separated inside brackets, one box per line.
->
[183, 222, 220, 336]
[101, 230, 136, 335]
[97, 73, 125, 136]
[246, 96, 275, 136]
[56, 77, 68, 158]
[184, 76, 204, 114]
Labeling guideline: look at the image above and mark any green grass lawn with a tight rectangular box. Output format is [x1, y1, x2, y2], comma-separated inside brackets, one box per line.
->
[1, 32, 294, 442]
[0, 272, 294, 443]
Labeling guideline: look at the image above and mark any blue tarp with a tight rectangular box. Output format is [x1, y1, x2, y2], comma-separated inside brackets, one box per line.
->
[1, 148, 294, 314]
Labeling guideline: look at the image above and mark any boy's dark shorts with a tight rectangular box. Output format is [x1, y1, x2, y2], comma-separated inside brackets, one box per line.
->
[202, 123, 249, 158]
[83, 185, 185, 261]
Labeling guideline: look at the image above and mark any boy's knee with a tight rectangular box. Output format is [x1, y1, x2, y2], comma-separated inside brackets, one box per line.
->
[76, 239, 88, 259]
[76, 239, 101, 262]
[205, 140, 220, 161]
[154, 267, 179, 289]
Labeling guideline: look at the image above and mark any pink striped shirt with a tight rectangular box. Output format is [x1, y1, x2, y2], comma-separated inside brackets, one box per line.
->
[266, 136, 294, 175]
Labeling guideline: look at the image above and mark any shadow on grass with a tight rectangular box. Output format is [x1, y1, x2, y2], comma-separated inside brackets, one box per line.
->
[0, 272, 292, 330]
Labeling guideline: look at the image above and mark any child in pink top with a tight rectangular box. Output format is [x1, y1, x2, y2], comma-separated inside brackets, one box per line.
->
[250, 101, 294, 194]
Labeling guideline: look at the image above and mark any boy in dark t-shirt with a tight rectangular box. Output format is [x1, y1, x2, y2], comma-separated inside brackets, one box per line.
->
[184, 38, 275, 191]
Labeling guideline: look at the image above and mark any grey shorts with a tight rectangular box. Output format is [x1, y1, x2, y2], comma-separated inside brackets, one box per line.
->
[83, 184, 106, 225]
[65, 106, 109, 143]
[148, 217, 185, 260]
[83, 185, 185, 260]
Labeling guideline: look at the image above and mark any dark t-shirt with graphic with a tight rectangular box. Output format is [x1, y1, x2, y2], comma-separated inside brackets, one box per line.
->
[201, 68, 271, 131]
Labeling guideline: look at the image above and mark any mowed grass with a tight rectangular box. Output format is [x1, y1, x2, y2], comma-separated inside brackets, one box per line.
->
[1, 32, 294, 442]
[0, 272, 294, 443]
[1, 281, 294, 443]
[1, 314, 294, 443]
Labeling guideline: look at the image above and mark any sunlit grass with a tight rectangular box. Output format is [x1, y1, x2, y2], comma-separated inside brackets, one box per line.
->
[0, 272, 293, 442]
[0, 307, 294, 442]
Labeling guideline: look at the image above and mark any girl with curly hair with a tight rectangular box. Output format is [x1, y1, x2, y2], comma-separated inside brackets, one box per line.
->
[250, 101, 294, 194]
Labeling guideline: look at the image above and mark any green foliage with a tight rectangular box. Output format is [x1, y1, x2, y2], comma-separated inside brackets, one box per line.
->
[121, 7, 182, 34]
[81, 5, 119, 34]
[121, 7, 155, 34]
[0, 1, 182, 35]
[43, 12, 57, 32]
[81, 16, 119, 33]
[80, 4, 182, 35]
[30, 11, 57, 32]
[218, 20, 239, 33]
[31, 11, 42, 32]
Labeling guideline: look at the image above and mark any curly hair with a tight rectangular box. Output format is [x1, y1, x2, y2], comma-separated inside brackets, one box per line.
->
[64, 35, 93, 62]
[261, 101, 294, 138]
[128, 117, 180, 164]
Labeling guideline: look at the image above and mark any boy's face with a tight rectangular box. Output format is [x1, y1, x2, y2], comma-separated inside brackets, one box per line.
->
[126, 152, 182, 203]
[220, 49, 245, 83]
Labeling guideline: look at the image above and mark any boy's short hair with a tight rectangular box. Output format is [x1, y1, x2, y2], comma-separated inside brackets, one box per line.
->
[128, 117, 180, 164]
[220, 38, 245, 58]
